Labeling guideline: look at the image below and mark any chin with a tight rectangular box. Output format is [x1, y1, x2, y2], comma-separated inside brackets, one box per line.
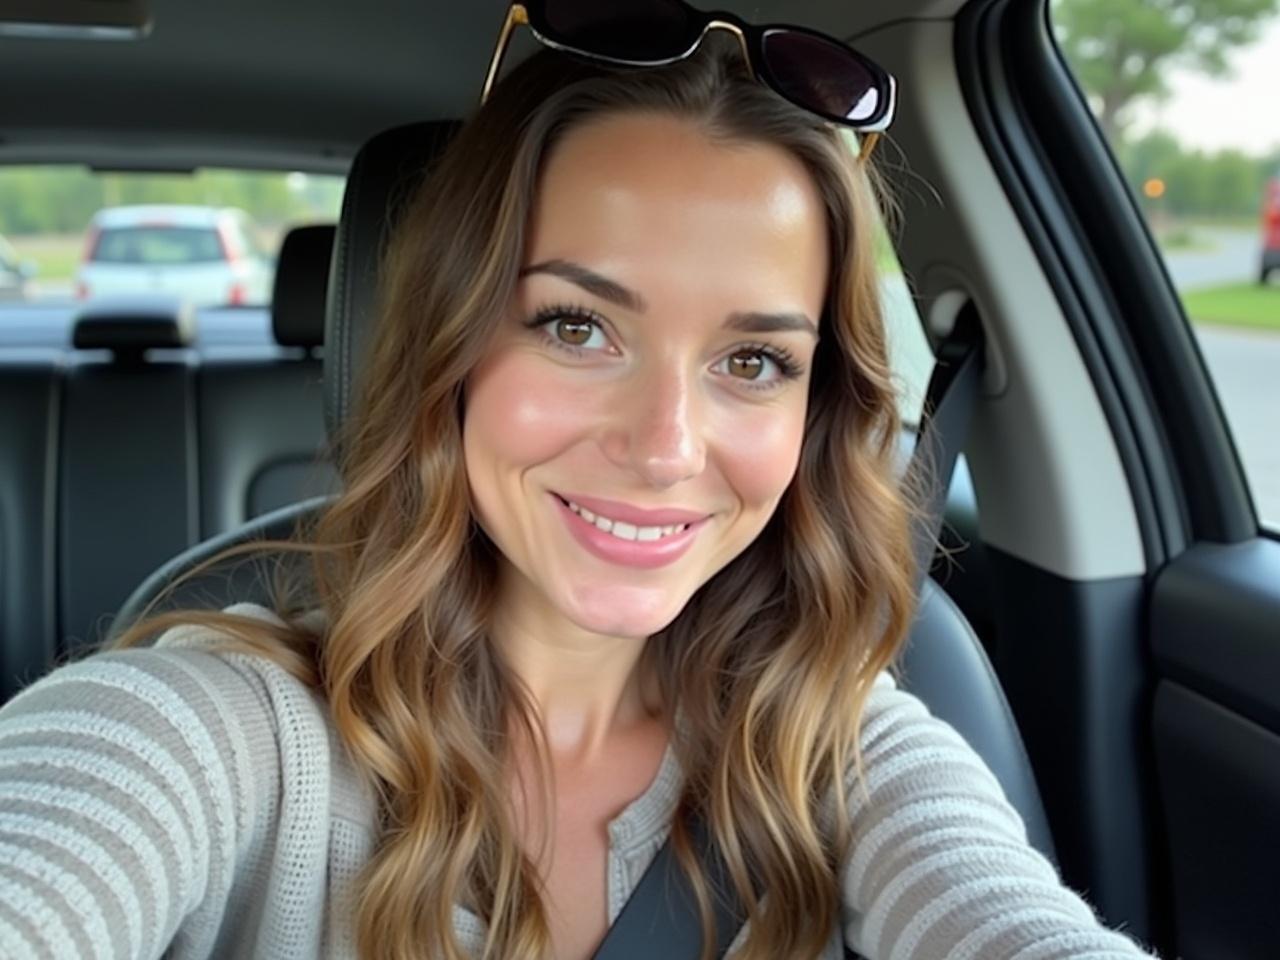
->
[561, 582, 690, 639]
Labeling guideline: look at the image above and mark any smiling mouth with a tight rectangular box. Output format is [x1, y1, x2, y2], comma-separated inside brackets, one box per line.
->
[553, 494, 693, 542]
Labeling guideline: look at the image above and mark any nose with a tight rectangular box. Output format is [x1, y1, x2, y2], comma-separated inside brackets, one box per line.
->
[603, 365, 707, 489]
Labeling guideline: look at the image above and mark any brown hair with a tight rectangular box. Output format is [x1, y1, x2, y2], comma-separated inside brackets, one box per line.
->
[111, 39, 918, 960]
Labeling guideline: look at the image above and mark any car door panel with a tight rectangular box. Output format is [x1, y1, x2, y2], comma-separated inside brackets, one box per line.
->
[1150, 538, 1280, 959]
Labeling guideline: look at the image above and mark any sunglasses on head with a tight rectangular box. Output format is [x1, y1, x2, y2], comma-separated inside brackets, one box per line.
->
[482, 0, 897, 161]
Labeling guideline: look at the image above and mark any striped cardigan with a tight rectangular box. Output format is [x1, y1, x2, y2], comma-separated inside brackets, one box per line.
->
[0, 604, 1159, 958]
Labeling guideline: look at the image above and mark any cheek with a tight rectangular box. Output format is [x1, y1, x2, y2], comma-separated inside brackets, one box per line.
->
[463, 349, 593, 483]
[711, 401, 807, 512]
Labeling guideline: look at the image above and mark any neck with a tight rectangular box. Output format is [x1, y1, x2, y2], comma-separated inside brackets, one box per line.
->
[490, 581, 662, 766]
[495, 620, 660, 764]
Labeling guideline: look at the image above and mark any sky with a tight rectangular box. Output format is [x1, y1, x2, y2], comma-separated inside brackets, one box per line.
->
[1126, 18, 1280, 156]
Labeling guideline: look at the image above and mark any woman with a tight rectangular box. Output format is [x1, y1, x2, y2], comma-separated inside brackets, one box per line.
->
[0, 5, 1159, 960]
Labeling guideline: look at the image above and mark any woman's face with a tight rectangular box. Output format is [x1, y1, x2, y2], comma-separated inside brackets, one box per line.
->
[464, 112, 829, 640]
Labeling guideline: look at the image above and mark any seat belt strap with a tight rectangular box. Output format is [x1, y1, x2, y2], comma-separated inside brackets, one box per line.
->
[592, 303, 986, 960]
[591, 815, 743, 959]
[908, 300, 986, 592]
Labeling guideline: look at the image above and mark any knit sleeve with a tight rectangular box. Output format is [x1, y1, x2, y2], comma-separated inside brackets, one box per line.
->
[0, 636, 281, 960]
[841, 671, 1159, 960]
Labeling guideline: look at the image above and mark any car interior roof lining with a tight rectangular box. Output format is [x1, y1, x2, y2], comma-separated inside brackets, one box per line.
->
[0, 0, 964, 172]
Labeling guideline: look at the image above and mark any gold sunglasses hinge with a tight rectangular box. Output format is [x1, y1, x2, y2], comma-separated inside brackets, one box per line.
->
[481, 3, 529, 103]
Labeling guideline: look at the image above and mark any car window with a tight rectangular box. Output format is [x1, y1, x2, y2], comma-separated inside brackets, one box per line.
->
[1052, 0, 1280, 532]
[0, 166, 344, 309]
[882, 260, 933, 428]
[838, 131, 935, 427]
[0, 160, 933, 412]
[92, 225, 224, 265]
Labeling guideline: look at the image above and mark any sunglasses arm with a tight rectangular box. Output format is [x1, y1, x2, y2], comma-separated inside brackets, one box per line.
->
[860, 132, 880, 163]
[481, 3, 529, 104]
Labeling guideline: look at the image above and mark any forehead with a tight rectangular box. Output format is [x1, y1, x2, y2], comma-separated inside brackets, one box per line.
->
[525, 112, 829, 316]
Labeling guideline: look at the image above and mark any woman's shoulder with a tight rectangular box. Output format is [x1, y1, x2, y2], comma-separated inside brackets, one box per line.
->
[2, 602, 342, 808]
[146, 601, 327, 727]
[4, 602, 302, 723]
[2, 599, 373, 821]
[0, 606, 372, 957]
[25, 602, 329, 748]
[145, 601, 371, 816]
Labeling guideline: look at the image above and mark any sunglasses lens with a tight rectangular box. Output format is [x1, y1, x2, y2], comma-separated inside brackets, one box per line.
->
[542, 0, 698, 61]
[762, 30, 885, 126]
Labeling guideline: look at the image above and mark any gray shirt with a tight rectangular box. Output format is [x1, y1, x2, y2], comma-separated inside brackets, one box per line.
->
[0, 603, 1158, 958]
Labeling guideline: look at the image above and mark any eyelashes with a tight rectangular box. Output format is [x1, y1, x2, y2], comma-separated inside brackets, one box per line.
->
[523, 303, 613, 354]
[522, 303, 806, 387]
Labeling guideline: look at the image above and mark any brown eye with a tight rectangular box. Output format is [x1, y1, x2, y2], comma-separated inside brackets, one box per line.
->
[556, 319, 594, 346]
[727, 352, 765, 379]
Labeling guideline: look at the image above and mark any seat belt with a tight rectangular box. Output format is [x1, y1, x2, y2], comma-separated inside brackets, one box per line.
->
[907, 300, 986, 593]
[591, 302, 987, 960]
[590, 816, 744, 959]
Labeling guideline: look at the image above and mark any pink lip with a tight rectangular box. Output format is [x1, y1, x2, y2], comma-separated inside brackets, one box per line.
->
[550, 494, 708, 569]
[554, 492, 709, 527]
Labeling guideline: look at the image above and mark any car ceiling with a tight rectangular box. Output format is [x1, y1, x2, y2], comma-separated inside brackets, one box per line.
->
[0, 0, 961, 173]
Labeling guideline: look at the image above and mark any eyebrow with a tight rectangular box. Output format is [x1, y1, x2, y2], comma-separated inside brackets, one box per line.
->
[725, 310, 818, 338]
[519, 259, 646, 313]
[519, 259, 819, 338]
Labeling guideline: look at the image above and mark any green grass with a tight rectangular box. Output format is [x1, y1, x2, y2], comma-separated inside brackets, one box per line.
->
[1182, 281, 1280, 331]
[8, 234, 82, 281]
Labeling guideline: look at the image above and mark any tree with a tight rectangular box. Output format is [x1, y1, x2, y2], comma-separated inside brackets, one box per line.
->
[1115, 128, 1183, 183]
[1053, 0, 1279, 143]
[1111, 130, 1271, 218]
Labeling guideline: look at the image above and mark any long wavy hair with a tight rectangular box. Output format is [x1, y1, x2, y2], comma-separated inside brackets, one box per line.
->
[110, 39, 919, 960]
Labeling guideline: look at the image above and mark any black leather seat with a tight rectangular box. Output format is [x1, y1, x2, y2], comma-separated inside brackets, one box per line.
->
[117, 122, 1056, 863]
[60, 230, 339, 656]
[0, 353, 61, 701]
[61, 297, 202, 655]
[0, 231, 339, 703]
[196, 225, 338, 538]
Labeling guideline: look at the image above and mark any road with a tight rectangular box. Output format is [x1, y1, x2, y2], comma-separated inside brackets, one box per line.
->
[0, 300, 281, 354]
[1158, 229, 1279, 527]
[1194, 325, 1280, 529]
[1163, 227, 1265, 292]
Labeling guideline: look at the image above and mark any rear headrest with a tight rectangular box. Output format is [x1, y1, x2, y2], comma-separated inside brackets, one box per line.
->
[72, 295, 195, 356]
[271, 224, 334, 348]
[323, 122, 458, 440]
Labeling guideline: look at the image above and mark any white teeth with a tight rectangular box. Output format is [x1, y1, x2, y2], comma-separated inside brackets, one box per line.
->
[564, 498, 692, 542]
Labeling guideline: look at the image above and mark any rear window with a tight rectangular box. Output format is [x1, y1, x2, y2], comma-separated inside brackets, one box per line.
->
[0, 166, 345, 308]
[91, 226, 225, 265]
[0, 167, 345, 350]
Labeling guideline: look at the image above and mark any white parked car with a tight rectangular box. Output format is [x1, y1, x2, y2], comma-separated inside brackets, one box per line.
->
[75, 205, 273, 307]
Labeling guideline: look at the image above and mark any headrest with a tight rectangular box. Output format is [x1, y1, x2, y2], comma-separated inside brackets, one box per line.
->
[324, 122, 458, 439]
[271, 224, 334, 348]
[72, 295, 195, 355]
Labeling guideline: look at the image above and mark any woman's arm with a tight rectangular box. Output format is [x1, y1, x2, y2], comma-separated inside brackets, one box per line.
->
[842, 671, 1159, 960]
[0, 644, 276, 960]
